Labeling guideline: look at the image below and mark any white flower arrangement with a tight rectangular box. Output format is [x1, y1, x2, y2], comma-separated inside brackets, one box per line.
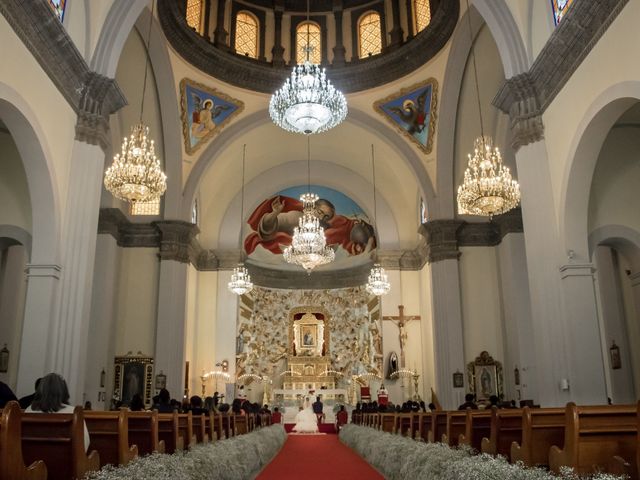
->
[339, 425, 625, 480]
[86, 425, 286, 480]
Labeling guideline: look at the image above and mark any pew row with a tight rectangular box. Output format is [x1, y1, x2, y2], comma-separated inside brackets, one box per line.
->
[480, 407, 523, 460]
[0, 402, 46, 480]
[127, 410, 165, 455]
[511, 406, 565, 467]
[84, 410, 137, 467]
[157, 412, 184, 454]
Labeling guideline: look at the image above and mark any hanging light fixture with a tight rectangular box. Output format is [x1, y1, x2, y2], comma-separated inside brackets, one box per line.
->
[269, 0, 347, 135]
[456, 0, 520, 217]
[228, 145, 254, 295]
[104, 1, 167, 204]
[365, 144, 390, 296]
[283, 137, 335, 272]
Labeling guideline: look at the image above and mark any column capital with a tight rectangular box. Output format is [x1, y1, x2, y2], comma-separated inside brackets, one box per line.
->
[420, 219, 463, 263]
[559, 263, 596, 279]
[153, 221, 200, 263]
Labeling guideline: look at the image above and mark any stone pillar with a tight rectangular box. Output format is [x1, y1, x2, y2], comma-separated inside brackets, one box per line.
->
[332, 1, 346, 65]
[153, 222, 199, 400]
[405, 0, 414, 39]
[203, 0, 212, 41]
[388, 0, 404, 49]
[271, 3, 285, 67]
[421, 220, 465, 409]
[214, 0, 229, 49]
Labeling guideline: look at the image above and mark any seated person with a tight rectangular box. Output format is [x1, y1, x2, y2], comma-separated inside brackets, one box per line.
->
[18, 378, 41, 409]
[458, 393, 478, 410]
[153, 388, 175, 413]
[189, 395, 208, 415]
[336, 405, 348, 431]
[130, 393, 145, 411]
[0, 381, 17, 409]
[271, 406, 282, 424]
[26, 373, 90, 451]
[377, 383, 389, 406]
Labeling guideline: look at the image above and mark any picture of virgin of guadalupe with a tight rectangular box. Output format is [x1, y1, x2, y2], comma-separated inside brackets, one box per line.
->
[122, 362, 145, 405]
[386, 351, 399, 379]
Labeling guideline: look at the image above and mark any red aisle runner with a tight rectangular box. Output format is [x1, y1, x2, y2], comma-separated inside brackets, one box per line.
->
[257, 435, 383, 480]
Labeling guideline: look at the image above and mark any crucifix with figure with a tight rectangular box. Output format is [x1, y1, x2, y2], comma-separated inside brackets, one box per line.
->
[383, 305, 421, 367]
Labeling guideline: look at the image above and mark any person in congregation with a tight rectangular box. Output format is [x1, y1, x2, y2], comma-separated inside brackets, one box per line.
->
[189, 395, 207, 415]
[130, 393, 145, 411]
[154, 388, 174, 413]
[271, 406, 282, 424]
[489, 395, 500, 408]
[458, 393, 478, 410]
[18, 378, 41, 409]
[231, 398, 245, 415]
[336, 405, 348, 432]
[26, 373, 90, 451]
[0, 380, 18, 408]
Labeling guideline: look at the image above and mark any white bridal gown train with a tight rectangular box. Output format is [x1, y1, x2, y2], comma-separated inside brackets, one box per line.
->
[292, 397, 319, 433]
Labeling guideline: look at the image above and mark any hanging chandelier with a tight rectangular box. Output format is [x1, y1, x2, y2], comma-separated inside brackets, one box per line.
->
[104, 1, 166, 205]
[456, 0, 520, 218]
[457, 136, 520, 216]
[269, 0, 347, 135]
[283, 192, 335, 272]
[365, 144, 390, 296]
[228, 145, 253, 295]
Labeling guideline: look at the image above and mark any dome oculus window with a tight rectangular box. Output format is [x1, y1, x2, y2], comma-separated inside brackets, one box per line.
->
[413, 0, 431, 33]
[186, 0, 204, 34]
[358, 12, 382, 58]
[296, 21, 321, 65]
[235, 11, 259, 58]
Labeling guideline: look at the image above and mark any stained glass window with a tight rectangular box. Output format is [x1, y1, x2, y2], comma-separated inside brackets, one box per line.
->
[186, 0, 204, 33]
[551, 0, 574, 25]
[413, 0, 431, 33]
[48, 0, 66, 22]
[296, 22, 321, 65]
[358, 12, 382, 58]
[130, 198, 160, 216]
[235, 11, 259, 59]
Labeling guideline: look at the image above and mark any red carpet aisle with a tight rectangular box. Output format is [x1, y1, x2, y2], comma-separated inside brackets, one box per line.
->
[283, 423, 337, 434]
[257, 435, 384, 480]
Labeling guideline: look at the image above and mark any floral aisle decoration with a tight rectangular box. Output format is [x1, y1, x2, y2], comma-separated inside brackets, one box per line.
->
[339, 425, 623, 480]
[87, 425, 286, 480]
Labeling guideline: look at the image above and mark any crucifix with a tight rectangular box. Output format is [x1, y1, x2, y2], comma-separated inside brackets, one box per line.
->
[383, 305, 421, 367]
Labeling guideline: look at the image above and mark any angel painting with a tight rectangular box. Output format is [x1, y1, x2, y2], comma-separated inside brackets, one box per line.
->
[180, 78, 244, 154]
[374, 79, 438, 153]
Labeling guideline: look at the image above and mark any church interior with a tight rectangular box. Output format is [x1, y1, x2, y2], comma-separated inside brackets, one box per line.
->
[1, 0, 640, 478]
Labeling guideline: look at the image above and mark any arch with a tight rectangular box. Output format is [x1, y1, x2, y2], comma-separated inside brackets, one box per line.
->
[234, 10, 259, 59]
[296, 21, 321, 65]
[413, 0, 432, 33]
[560, 82, 640, 259]
[358, 11, 382, 58]
[181, 107, 437, 222]
[0, 85, 60, 265]
[589, 225, 640, 270]
[0, 225, 32, 258]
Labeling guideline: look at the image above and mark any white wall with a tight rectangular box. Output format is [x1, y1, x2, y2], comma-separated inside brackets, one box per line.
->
[0, 130, 31, 233]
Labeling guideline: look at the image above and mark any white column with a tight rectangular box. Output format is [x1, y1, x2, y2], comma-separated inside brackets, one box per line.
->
[16, 264, 61, 397]
[215, 270, 236, 384]
[429, 259, 465, 410]
[47, 141, 105, 404]
[496, 233, 537, 403]
[154, 260, 189, 400]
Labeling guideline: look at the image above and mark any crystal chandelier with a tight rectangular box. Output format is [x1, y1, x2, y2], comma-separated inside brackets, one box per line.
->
[104, 1, 166, 205]
[228, 145, 253, 295]
[283, 192, 335, 272]
[457, 136, 520, 216]
[365, 144, 390, 296]
[269, 0, 347, 135]
[456, 0, 520, 217]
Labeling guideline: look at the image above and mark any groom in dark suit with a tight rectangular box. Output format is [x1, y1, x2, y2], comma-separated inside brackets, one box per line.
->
[312, 396, 324, 424]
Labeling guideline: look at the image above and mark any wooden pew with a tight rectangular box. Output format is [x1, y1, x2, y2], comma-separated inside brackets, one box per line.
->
[84, 410, 137, 467]
[127, 410, 165, 455]
[395, 413, 413, 437]
[511, 406, 564, 467]
[220, 413, 232, 439]
[191, 413, 208, 443]
[209, 412, 223, 440]
[442, 411, 467, 446]
[419, 412, 432, 442]
[0, 401, 46, 480]
[549, 403, 638, 478]
[157, 412, 184, 454]
[177, 412, 196, 449]
[22, 406, 100, 480]
[459, 409, 492, 451]
[481, 407, 523, 460]
[428, 411, 447, 443]
[233, 414, 248, 435]
[380, 413, 396, 433]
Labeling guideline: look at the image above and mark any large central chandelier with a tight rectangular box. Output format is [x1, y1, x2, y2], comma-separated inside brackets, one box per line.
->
[456, 0, 520, 218]
[269, 0, 347, 135]
[104, 1, 166, 205]
[283, 192, 335, 272]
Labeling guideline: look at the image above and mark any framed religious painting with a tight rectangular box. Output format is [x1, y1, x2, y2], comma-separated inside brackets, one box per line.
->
[374, 78, 438, 154]
[301, 325, 317, 348]
[466, 351, 503, 403]
[113, 353, 154, 408]
[179, 78, 244, 155]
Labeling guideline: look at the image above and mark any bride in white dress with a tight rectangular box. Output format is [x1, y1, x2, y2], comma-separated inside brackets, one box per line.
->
[292, 397, 319, 433]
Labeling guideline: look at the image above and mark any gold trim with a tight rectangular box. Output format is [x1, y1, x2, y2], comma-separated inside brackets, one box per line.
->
[179, 78, 245, 155]
[289, 306, 330, 355]
[113, 353, 154, 408]
[373, 78, 438, 154]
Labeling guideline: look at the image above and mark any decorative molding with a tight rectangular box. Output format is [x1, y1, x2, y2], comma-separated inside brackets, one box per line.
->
[559, 263, 596, 279]
[0, 0, 127, 151]
[154, 221, 200, 263]
[420, 219, 463, 263]
[244, 261, 373, 289]
[98, 208, 160, 248]
[157, 0, 459, 94]
[629, 271, 640, 288]
[493, 0, 629, 151]
[25, 264, 62, 279]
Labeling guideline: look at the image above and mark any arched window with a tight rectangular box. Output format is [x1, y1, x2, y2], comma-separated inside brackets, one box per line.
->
[186, 0, 204, 33]
[235, 11, 259, 58]
[413, 0, 431, 33]
[48, 0, 67, 22]
[296, 22, 321, 65]
[358, 12, 382, 58]
[551, 0, 574, 25]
